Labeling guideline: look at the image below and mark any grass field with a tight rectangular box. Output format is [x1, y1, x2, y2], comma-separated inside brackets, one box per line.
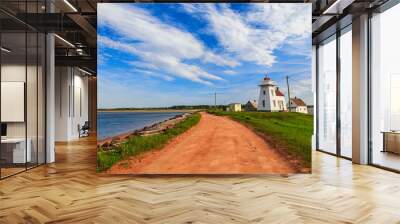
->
[97, 113, 201, 172]
[208, 110, 313, 168]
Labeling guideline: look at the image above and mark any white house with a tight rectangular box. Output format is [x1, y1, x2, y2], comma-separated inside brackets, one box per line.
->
[289, 97, 308, 114]
[228, 103, 242, 112]
[257, 76, 287, 112]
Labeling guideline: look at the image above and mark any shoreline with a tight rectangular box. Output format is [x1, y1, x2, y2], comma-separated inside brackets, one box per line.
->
[98, 109, 200, 113]
[97, 112, 191, 148]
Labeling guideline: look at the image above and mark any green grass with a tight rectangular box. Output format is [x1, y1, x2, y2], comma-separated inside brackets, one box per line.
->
[97, 113, 201, 172]
[208, 110, 313, 168]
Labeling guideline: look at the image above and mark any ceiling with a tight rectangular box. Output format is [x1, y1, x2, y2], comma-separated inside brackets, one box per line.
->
[310, 0, 391, 43]
[0, 0, 395, 73]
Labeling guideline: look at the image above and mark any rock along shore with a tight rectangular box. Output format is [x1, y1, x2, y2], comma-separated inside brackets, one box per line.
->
[97, 112, 192, 149]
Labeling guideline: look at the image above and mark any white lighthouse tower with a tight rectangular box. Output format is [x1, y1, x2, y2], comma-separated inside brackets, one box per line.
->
[257, 75, 287, 112]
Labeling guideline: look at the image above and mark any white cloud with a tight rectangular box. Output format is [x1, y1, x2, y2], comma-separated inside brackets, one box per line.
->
[205, 5, 277, 66]
[99, 4, 203, 59]
[203, 52, 240, 67]
[277, 77, 313, 105]
[128, 61, 159, 70]
[278, 37, 312, 59]
[246, 4, 311, 38]
[181, 4, 311, 67]
[98, 35, 139, 54]
[132, 68, 175, 81]
[223, 70, 237, 75]
[98, 3, 240, 85]
[290, 78, 313, 105]
[99, 35, 223, 85]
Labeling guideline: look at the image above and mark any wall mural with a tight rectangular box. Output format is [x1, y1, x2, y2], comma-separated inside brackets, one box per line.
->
[96, 3, 313, 174]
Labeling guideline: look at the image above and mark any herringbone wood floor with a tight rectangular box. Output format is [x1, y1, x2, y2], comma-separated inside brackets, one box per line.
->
[1, 136, 400, 224]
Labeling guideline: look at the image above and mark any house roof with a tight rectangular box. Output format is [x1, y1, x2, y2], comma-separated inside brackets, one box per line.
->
[291, 97, 306, 106]
[246, 100, 257, 108]
[275, 89, 285, 96]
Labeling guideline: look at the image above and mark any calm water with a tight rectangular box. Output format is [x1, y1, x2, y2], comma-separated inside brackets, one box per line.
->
[97, 111, 183, 140]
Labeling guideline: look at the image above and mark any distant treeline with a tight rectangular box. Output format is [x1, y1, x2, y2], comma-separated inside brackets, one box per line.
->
[99, 105, 228, 111]
[170, 105, 227, 110]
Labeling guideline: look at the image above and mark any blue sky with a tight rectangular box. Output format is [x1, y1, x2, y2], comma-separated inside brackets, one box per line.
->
[98, 3, 312, 108]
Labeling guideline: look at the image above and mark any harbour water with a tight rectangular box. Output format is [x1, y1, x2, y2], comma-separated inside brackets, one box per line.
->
[97, 111, 183, 140]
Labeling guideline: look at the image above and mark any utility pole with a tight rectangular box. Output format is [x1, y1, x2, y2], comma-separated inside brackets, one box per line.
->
[286, 76, 291, 112]
[214, 92, 217, 108]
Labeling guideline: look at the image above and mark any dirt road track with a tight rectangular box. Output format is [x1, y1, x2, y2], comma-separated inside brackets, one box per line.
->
[108, 112, 296, 174]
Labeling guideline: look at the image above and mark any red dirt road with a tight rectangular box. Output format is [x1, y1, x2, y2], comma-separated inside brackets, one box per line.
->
[108, 112, 296, 174]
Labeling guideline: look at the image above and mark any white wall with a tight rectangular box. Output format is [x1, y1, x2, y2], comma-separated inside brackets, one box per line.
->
[258, 86, 272, 111]
[1, 82, 25, 122]
[72, 72, 89, 138]
[258, 86, 286, 111]
[1, 65, 43, 137]
[1, 63, 46, 164]
[295, 106, 308, 114]
[275, 95, 287, 111]
[1, 64, 26, 139]
[55, 67, 89, 141]
[55, 67, 69, 141]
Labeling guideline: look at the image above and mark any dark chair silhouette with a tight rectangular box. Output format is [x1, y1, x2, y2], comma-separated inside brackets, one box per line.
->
[79, 121, 90, 138]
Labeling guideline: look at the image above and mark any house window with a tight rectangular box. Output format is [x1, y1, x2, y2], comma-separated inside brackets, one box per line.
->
[273, 100, 276, 107]
[262, 100, 265, 107]
[263, 90, 265, 95]
[271, 90, 274, 96]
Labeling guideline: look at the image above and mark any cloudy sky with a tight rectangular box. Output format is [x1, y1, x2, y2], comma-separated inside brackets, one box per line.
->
[98, 3, 312, 108]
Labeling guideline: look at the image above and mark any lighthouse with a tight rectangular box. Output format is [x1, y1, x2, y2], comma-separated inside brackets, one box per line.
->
[257, 75, 287, 112]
